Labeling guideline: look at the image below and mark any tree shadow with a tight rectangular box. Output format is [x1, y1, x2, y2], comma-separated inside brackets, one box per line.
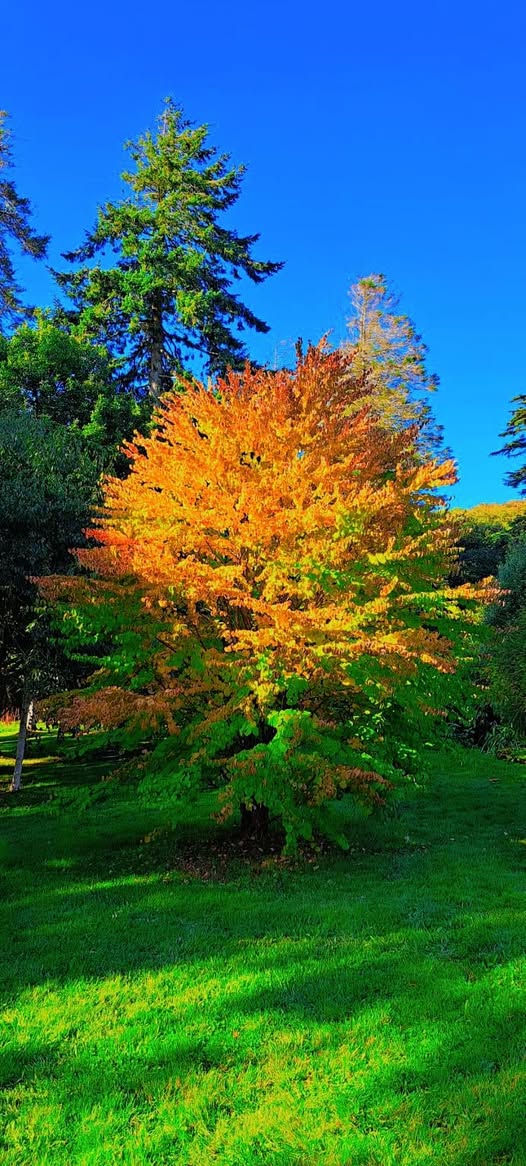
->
[2, 737, 526, 1163]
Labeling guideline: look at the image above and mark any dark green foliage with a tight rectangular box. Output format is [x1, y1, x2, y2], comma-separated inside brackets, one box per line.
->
[0, 111, 49, 329]
[485, 544, 526, 731]
[493, 393, 526, 493]
[0, 410, 98, 579]
[450, 502, 526, 585]
[0, 410, 99, 713]
[56, 99, 283, 395]
[0, 313, 147, 473]
[452, 521, 510, 584]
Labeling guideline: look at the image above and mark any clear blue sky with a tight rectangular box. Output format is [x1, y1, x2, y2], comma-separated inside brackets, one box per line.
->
[4, 0, 525, 507]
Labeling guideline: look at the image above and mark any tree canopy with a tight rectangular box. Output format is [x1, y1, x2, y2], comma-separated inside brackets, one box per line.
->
[56, 99, 283, 396]
[42, 344, 482, 848]
[450, 500, 526, 585]
[0, 111, 49, 329]
[343, 274, 443, 455]
[494, 395, 526, 494]
[0, 313, 146, 472]
[0, 409, 99, 785]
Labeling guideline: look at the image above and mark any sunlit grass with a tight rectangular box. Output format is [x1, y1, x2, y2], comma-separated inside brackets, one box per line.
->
[1, 726, 526, 1164]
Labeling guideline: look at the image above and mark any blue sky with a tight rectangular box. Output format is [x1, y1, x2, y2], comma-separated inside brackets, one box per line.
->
[3, 0, 526, 507]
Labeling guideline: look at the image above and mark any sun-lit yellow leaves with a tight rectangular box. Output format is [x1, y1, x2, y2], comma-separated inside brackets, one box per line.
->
[40, 341, 488, 839]
[68, 343, 476, 708]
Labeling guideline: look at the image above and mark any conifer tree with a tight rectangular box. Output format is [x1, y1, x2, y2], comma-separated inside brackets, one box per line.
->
[493, 395, 526, 493]
[56, 99, 282, 396]
[344, 274, 443, 454]
[0, 111, 49, 329]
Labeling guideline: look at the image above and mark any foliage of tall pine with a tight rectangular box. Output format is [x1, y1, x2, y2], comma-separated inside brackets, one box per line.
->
[56, 99, 283, 396]
[494, 395, 526, 493]
[0, 112, 49, 329]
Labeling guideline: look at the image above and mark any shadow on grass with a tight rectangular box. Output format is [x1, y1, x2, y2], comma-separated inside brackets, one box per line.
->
[2, 731, 526, 1163]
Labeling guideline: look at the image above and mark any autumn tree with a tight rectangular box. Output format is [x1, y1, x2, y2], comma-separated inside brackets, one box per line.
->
[56, 99, 283, 397]
[44, 344, 482, 849]
[344, 274, 443, 454]
[0, 111, 49, 330]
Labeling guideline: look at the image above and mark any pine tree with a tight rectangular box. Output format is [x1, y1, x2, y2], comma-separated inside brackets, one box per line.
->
[56, 99, 283, 396]
[0, 111, 49, 329]
[493, 395, 526, 493]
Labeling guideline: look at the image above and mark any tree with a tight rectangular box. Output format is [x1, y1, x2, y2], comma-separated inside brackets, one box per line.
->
[344, 274, 443, 455]
[43, 345, 482, 848]
[449, 501, 526, 586]
[56, 99, 283, 397]
[0, 312, 146, 472]
[486, 544, 526, 732]
[0, 111, 49, 330]
[493, 395, 526, 493]
[0, 410, 98, 788]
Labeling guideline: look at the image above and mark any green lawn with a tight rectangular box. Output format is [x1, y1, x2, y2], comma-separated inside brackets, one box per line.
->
[1, 725, 526, 1165]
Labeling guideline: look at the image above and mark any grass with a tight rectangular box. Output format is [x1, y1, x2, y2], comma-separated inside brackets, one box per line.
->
[1, 725, 526, 1164]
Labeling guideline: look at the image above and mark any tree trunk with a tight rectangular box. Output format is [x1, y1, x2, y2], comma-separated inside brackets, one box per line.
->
[149, 292, 165, 399]
[240, 801, 270, 838]
[27, 700, 37, 731]
[11, 694, 31, 792]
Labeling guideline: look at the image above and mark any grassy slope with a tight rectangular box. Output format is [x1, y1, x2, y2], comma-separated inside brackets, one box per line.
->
[1, 727, 526, 1165]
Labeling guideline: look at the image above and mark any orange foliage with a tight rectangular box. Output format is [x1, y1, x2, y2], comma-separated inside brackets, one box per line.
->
[42, 344, 486, 845]
[80, 345, 465, 704]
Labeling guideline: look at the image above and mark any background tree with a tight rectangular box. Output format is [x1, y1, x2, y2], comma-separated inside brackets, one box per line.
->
[43, 345, 482, 849]
[493, 394, 526, 493]
[0, 312, 146, 472]
[344, 274, 443, 455]
[485, 543, 526, 732]
[0, 111, 49, 330]
[56, 99, 283, 396]
[0, 410, 99, 788]
[449, 500, 526, 586]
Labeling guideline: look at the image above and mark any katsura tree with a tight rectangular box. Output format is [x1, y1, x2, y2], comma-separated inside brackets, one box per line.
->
[344, 274, 443, 454]
[0, 111, 49, 329]
[0, 313, 146, 473]
[56, 99, 283, 397]
[43, 344, 483, 849]
[493, 395, 526, 493]
[0, 410, 99, 789]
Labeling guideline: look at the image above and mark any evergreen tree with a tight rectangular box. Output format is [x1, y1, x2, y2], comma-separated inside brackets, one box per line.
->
[0, 111, 49, 329]
[56, 99, 283, 396]
[493, 395, 526, 493]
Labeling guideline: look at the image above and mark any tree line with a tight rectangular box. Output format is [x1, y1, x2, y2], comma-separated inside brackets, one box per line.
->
[2, 99, 526, 841]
